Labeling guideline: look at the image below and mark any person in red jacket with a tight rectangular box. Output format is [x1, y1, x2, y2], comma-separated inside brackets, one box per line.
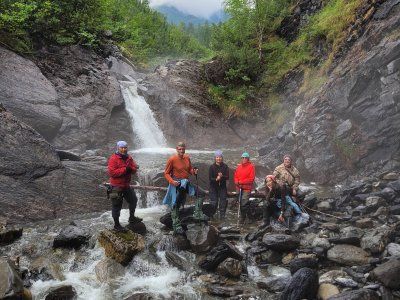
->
[108, 141, 142, 232]
[234, 152, 255, 224]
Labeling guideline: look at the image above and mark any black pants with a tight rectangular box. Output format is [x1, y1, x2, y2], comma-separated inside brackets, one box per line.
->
[262, 200, 279, 225]
[110, 188, 138, 223]
[209, 185, 228, 217]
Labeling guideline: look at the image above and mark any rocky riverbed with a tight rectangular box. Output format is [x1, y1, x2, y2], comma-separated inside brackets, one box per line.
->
[1, 171, 400, 299]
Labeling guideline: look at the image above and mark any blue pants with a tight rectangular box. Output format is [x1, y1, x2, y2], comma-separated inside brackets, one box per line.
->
[285, 196, 302, 214]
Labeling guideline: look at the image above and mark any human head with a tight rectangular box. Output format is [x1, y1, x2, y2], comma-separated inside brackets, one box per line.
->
[283, 154, 292, 168]
[176, 141, 186, 157]
[117, 141, 128, 155]
[241, 152, 250, 163]
[215, 150, 223, 164]
[265, 174, 277, 188]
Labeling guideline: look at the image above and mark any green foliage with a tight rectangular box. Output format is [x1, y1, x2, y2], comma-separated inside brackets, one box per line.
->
[0, 0, 210, 63]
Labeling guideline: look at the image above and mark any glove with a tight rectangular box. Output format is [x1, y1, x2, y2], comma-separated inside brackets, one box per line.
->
[126, 166, 132, 173]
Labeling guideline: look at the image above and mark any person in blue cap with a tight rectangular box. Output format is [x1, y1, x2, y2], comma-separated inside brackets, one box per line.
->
[208, 150, 230, 220]
[107, 141, 142, 232]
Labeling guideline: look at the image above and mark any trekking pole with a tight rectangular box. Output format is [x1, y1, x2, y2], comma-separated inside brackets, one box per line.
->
[237, 187, 242, 227]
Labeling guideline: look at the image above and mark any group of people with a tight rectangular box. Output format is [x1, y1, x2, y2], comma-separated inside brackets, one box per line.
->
[107, 141, 304, 234]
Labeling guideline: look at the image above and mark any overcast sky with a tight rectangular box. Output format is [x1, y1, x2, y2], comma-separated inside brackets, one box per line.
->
[149, 0, 225, 18]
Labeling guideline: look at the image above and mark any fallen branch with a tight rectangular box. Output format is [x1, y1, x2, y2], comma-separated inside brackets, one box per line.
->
[302, 205, 346, 220]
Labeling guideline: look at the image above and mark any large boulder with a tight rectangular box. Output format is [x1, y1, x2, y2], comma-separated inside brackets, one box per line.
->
[45, 285, 77, 300]
[360, 225, 392, 254]
[262, 234, 300, 252]
[53, 224, 90, 249]
[198, 241, 244, 271]
[327, 244, 371, 266]
[0, 258, 24, 299]
[257, 266, 292, 293]
[280, 268, 319, 300]
[98, 229, 145, 266]
[185, 223, 219, 253]
[0, 47, 62, 139]
[370, 258, 400, 289]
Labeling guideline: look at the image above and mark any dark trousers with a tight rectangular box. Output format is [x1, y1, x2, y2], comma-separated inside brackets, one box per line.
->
[209, 185, 228, 217]
[262, 200, 278, 225]
[109, 188, 138, 223]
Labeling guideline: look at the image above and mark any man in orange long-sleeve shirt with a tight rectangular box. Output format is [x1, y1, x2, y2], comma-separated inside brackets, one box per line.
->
[163, 142, 199, 235]
[234, 152, 255, 225]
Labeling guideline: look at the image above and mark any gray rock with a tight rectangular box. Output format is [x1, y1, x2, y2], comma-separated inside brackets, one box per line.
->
[365, 196, 386, 211]
[334, 277, 358, 288]
[0, 227, 23, 245]
[289, 257, 319, 274]
[360, 225, 391, 254]
[207, 285, 244, 297]
[262, 234, 300, 252]
[336, 119, 352, 137]
[386, 242, 400, 256]
[312, 237, 331, 250]
[317, 283, 339, 300]
[95, 258, 125, 283]
[390, 204, 400, 215]
[388, 179, 400, 193]
[257, 266, 292, 292]
[327, 244, 371, 266]
[186, 223, 218, 253]
[165, 251, 190, 271]
[53, 224, 90, 249]
[0, 258, 24, 299]
[329, 226, 364, 246]
[216, 258, 243, 278]
[0, 47, 62, 139]
[198, 241, 244, 271]
[327, 289, 379, 300]
[45, 285, 77, 300]
[281, 268, 319, 300]
[319, 270, 348, 284]
[370, 259, 400, 289]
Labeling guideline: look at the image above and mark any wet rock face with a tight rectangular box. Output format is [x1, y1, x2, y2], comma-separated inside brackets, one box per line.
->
[0, 47, 62, 139]
[95, 257, 125, 283]
[216, 258, 243, 278]
[327, 289, 380, 300]
[280, 267, 319, 300]
[165, 251, 190, 271]
[198, 241, 244, 271]
[259, 7, 400, 184]
[98, 229, 145, 266]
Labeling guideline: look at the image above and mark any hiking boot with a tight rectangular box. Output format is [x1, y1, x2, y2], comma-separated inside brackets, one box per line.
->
[113, 224, 128, 233]
[193, 198, 209, 222]
[128, 216, 143, 224]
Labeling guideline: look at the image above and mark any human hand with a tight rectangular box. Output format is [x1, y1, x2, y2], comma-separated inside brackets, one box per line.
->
[193, 167, 198, 175]
[292, 188, 297, 196]
[278, 214, 285, 223]
[172, 181, 180, 187]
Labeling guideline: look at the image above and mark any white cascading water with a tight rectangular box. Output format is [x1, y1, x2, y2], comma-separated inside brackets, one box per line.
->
[120, 76, 167, 149]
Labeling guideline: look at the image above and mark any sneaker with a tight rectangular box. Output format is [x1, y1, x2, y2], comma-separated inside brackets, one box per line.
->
[128, 216, 143, 224]
[113, 224, 128, 233]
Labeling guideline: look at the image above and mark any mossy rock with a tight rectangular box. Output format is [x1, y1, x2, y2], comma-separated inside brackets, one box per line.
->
[98, 230, 145, 266]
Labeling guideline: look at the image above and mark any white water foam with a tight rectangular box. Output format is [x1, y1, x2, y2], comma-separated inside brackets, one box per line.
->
[120, 79, 167, 149]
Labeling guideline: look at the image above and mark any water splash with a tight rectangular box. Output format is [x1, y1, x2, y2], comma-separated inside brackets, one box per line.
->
[120, 79, 167, 148]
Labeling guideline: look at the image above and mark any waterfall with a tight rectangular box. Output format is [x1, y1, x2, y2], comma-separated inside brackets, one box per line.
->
[120, 77, 167, 149]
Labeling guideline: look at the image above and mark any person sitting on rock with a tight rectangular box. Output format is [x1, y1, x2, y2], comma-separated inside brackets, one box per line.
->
[209, 150, 229, 220]
[234, 152, 255, 225]
[163, 142, 207, 235]
[262, 175, 288, 226]
[108, 141, 142, 232]
[273, 154, 303, 214]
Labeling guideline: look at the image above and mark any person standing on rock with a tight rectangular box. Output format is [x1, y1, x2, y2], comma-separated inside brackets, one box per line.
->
[273, 154, 303, 214]
[108, 141, 142, 232]
[163, 142, 207, 235]
[234, 152, 255, 225]
[209, 150, 230, 220]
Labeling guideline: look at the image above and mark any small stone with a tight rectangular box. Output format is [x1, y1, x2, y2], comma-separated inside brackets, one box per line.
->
[316, 201, 332, 211]
[365, 196, 386, 211]
[382, 172, 399, 180]
[282, 252, 296, 265]
[360, 225, 391, 254]
[95, 258, 125, 283]
[0, 227, 23, 245]
[319, 270, 348, 284]
[334, 277, 358, 288]
[257, 266, 291, 292]
[321, 223, 340, 232]
[390, 204, 400, 215]
[186, 224, 218, 253]
[207, 285, 244, 297]
[328, 289, 379, 300]
[53, 225, 90, 249]
[262, 234, 300, 252]
[318, 283, 340, 300]
[289, 257, 318, 274]
[355, 218, 373, 229]
[165, 251, 190, 271]
[312, 237, 331, 250]
[386, 243, 400, 257]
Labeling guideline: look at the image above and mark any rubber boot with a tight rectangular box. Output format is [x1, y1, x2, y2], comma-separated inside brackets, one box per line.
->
[192, 197, 209, 222]
[113, 218, 127, 233]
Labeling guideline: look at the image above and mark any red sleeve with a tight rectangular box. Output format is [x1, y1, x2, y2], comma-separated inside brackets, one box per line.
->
[241, 164, 255, 185]
[164, 157, 175, 184]
[108, 155, 126, 178]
